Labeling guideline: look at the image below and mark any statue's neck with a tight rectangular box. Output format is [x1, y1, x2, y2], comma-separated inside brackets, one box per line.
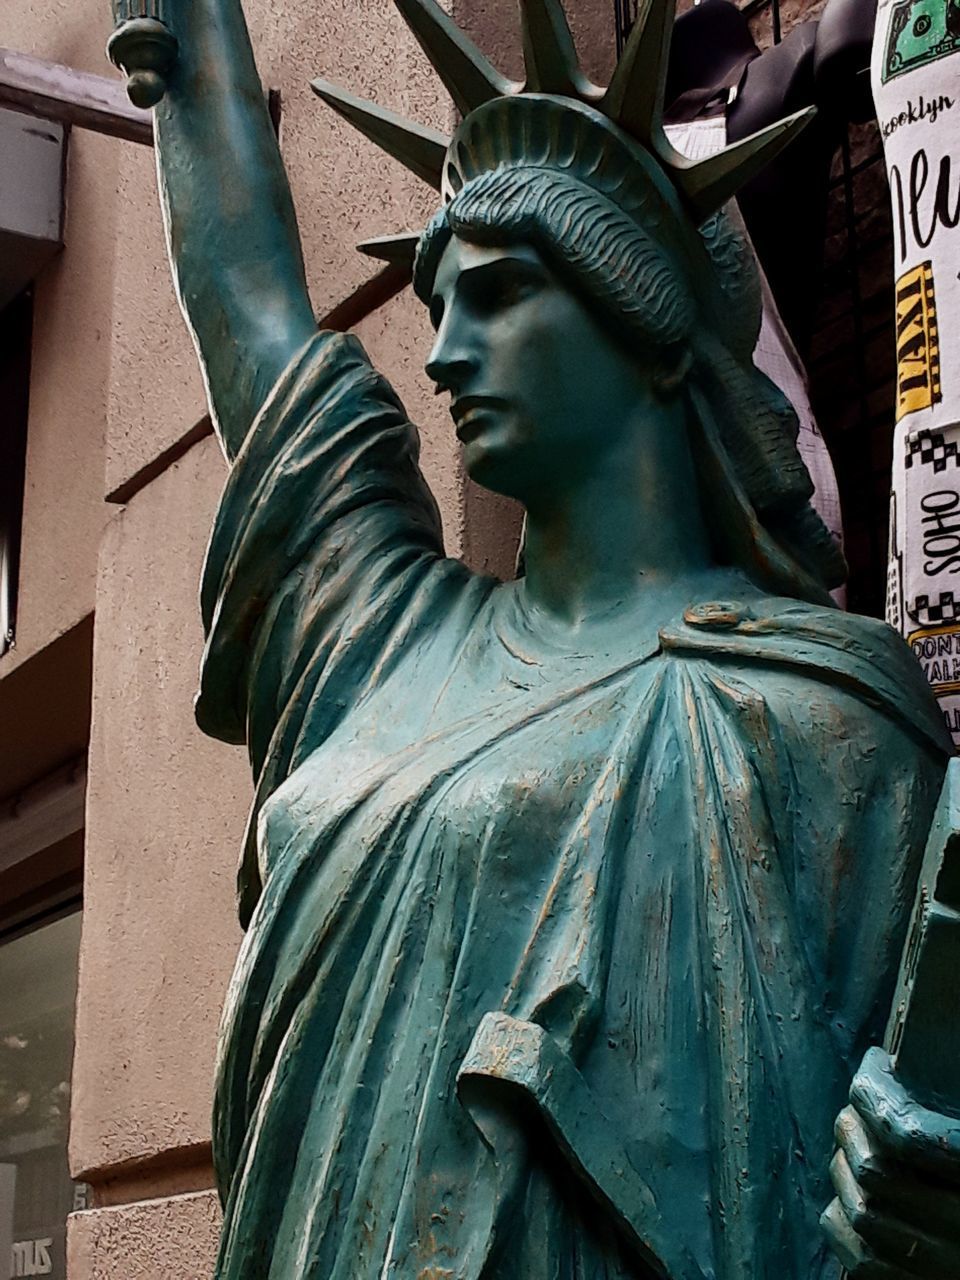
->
[520, 394, 715, 631]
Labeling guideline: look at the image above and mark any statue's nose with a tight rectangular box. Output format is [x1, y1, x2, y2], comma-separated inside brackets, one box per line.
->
[425, 310, 480, 394]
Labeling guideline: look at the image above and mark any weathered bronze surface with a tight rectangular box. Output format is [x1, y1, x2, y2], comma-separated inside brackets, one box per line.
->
[108, 0, 960, 1274]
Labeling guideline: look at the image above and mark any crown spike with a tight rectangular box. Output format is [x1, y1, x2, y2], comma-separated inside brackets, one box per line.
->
[311, 77, 449, 189]
[358, 233, 422, 267]
[599, 0, 675, 145]
[672, 107, 816, 224]
[519, 0, 598, 98]
[393, 0, 515, 115]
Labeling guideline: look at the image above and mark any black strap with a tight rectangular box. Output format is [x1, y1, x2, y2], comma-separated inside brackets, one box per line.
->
[663, 48, 758, 124]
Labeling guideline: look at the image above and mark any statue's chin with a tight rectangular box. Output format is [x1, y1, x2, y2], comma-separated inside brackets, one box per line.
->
[462, 443, 534, 505]
[460, 416, 573, 508]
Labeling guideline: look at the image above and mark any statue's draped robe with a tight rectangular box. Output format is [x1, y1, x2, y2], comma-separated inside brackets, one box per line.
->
[198, 333, 950, 1280]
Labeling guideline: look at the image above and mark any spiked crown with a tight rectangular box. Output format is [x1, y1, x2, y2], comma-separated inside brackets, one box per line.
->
[310, 0, 814, 270]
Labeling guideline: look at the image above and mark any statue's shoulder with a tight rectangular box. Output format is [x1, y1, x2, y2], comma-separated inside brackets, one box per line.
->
[659, 594, 953, 758]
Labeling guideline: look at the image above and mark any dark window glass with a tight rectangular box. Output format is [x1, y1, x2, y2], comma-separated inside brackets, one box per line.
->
[0, 910, 83, 1279]
[0, 290, 34, 657]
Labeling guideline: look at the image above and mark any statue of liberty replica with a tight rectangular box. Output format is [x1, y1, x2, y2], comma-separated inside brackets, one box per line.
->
[107, 0, 960, 1274]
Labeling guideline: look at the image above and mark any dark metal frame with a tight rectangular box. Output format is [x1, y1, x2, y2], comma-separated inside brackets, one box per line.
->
[0, 291, 33, 659]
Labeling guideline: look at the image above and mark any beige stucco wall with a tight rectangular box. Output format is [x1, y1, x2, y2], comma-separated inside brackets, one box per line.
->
[68, 1190, 222, 1280]
[71, 435, 248, 1184]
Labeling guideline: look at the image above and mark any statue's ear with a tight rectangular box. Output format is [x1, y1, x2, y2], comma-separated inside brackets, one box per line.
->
[653, 344, 692, 397]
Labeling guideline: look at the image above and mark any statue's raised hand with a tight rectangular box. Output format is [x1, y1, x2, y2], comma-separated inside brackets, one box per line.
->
[822, 1047, 960, 1277]
[104, 0, 314, 458]
[108, 0, 180, 108]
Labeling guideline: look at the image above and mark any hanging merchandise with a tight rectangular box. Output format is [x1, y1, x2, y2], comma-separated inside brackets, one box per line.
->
[666, 117, 846, 596]
[874, 0, 960, 744]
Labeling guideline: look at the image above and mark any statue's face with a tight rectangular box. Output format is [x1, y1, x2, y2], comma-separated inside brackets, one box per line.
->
[425, 236, 652, 505]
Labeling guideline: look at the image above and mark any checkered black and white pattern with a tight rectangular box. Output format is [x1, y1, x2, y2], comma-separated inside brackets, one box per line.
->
[905, 431, 960, 473]
[912, 591, 960, 626]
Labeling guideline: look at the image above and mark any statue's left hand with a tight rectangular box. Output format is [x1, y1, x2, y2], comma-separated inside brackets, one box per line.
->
[822, 1046, 960, 1277]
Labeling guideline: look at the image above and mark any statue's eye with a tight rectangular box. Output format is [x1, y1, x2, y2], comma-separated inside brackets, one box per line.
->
[914, 13, 932, 35]
[478, 271, 540, 312]
[501, 279, 538, 306]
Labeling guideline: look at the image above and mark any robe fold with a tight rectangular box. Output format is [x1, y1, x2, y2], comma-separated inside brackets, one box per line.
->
[197, 332, 951, 1280]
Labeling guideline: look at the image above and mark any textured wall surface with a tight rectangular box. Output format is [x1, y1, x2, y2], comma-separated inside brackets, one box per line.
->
[68, 1190, 221, 1280]
[71, 436, 247, 1183]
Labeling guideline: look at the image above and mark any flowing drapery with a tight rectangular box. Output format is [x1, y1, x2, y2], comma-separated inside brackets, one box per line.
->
[198, 333, 950, 1279]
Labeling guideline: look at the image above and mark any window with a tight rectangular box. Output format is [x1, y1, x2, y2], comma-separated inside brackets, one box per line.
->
[0, 909, 83, 1280]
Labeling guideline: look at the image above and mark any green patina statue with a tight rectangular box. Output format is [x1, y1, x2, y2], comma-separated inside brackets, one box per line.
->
[108, 0, 960, 1275]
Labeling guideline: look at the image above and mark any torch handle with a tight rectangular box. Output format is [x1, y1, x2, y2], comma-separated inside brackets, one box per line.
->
[108, 7, 178, 109]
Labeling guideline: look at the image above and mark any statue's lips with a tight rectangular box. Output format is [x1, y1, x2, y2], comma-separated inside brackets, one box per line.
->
[452, 396, 509, 443]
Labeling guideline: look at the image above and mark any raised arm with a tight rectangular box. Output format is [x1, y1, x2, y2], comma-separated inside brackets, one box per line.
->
[111, 0, 318, 458]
